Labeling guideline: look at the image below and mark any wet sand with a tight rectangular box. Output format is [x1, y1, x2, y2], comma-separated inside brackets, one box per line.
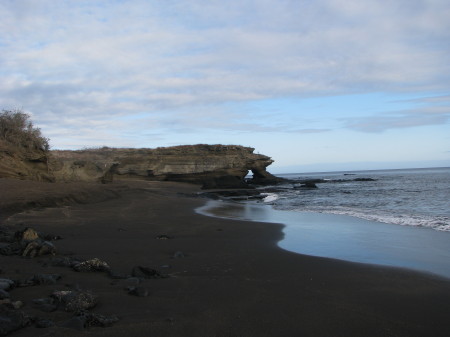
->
[1, 179, 450, 337]
[198, 200, 450, 278]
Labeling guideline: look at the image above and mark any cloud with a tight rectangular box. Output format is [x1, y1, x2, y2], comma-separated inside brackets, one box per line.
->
[0, 0, 449, 147]
[343, 106, 450, 133]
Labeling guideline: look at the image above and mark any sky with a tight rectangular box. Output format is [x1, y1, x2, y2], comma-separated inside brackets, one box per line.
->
[1, 0, 449, 173]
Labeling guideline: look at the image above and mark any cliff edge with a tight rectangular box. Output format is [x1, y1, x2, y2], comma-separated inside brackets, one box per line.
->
[49, 145, 280, 188]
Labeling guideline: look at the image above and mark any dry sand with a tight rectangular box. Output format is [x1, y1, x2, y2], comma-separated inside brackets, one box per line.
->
[1, 178, 450, 337]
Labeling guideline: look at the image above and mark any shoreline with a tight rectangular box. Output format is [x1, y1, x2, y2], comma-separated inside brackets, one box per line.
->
[197, 199, 450, 279]
[1, 179, 450, 336]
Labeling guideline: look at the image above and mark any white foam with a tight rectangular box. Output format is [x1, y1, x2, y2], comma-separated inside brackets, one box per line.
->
[261, 193, 279, 203]
[275, 205, 450, 232]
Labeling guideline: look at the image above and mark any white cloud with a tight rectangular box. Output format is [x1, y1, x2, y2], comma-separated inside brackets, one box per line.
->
[0, 0, 449, 149]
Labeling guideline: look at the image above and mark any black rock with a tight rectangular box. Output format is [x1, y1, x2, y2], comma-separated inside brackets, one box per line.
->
[0, 279, 14, 291]
[0, 289, 10, 300]
[0, 242, 22, 256]
[131, 266, 166, 279]
[35, 318, 55, 328]
[298, 182, 318, 189]
[32, 297, 58, 312]
[78, 310, 119, 328]
[22, 240, 56, 258]
[30, 274, 61, 285]
[51, 290, 98, 312]
[0, 305, 31, 335]
[50, 257, 80, 268]
[127, 286, 149, 297]
[72, 258, 110, 273]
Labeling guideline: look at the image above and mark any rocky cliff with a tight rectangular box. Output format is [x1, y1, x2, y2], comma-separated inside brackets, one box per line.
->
[0, 140, 53, 182]
[49, 145, 279, 188]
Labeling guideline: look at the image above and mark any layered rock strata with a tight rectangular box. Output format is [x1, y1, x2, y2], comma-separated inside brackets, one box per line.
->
[49, 145, 279, 188]
[0, 140, 53, 182]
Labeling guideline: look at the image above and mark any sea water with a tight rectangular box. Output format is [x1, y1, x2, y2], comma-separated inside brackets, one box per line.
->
[271, 167, 450, 232]
[197, 167, 450, 279]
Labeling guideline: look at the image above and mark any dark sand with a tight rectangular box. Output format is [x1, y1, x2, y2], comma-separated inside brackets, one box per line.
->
[1, 178, 450, 337]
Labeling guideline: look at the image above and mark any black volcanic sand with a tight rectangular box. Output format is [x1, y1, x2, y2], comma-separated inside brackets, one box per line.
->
[1, 179, 450, 337]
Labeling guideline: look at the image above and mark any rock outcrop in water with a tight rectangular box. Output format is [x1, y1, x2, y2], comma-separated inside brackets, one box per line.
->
[50, 145, 279, 188]
[1, 144, 280, 188]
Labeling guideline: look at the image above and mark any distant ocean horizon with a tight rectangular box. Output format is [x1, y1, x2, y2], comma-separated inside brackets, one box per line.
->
[199, 167, 450, 278]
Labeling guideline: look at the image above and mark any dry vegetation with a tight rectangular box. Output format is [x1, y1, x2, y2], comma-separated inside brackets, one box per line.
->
[0, 109, 50, 152]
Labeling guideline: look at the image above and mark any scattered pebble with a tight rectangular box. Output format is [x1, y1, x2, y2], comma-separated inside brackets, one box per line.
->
[131, 266, 166, 279]
[35, 318, 55, 328]
[0, 278, 14, 291]
[173, 251, 186, 259]
[127, 286, 149, 297]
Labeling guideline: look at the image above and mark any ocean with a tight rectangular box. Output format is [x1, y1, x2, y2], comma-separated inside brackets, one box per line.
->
[268, 167, 450, 232]
[197, 167, 450, 278]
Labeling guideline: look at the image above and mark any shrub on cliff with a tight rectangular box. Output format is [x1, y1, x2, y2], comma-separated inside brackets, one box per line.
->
[0, 109, 50, 152]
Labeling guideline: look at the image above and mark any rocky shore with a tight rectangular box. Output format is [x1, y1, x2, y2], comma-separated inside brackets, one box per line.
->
[1, 178, 450, 336]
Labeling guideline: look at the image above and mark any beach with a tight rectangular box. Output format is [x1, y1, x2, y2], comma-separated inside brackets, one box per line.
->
[1, 178, 450, 337]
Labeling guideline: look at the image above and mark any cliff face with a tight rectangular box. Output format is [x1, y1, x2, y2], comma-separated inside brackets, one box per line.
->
[0, 140, 53, 182]
[49, 145, 279, 188]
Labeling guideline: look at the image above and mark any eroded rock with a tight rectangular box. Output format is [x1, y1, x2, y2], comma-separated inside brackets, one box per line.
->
[72, 258, 111, 273]
[51, 290, 98, 312]
[15, 228, 39, 242]
[51, 145, 280, 188]
[22, 240, 56, 257]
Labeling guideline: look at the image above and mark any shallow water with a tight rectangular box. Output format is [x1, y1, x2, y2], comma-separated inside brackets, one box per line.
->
[197, 200, 450, 279]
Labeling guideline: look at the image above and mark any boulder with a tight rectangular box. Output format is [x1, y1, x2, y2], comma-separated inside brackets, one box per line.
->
[0, 305, 31, 335]
[51, 290, 98, 312]
[15, 228, 39, 242]
[22, 240, 56, 257]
